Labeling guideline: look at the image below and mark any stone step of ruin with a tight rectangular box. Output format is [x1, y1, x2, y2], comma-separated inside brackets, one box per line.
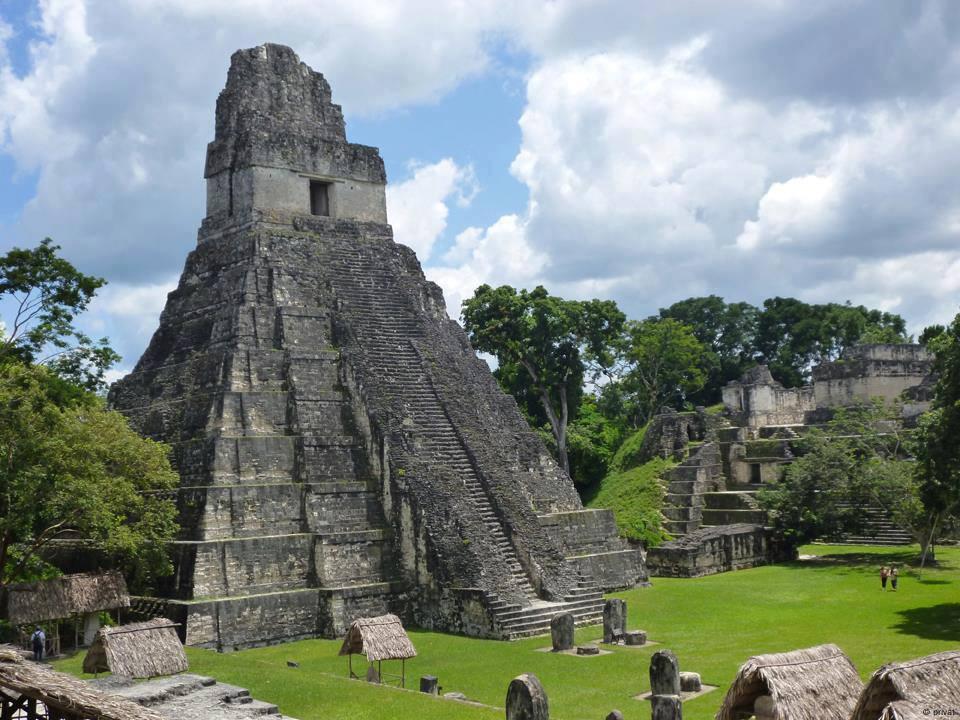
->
[499, 604, 605, 639]
[700, 508, 768, 525]
[494, 596, 604, 622]
[92, 673, 292, 718]
[664, 519, 702, 535]
[665, 493, 705, 507]
[832, 536, 913, 546]
[663, 506, 702, 522]
[702, 490, 759, 510]
[826, 503, 914, 545]
[666, 479, 717, 495]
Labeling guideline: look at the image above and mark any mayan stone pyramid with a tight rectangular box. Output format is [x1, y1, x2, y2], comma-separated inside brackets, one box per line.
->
[110, 44, 645, 650]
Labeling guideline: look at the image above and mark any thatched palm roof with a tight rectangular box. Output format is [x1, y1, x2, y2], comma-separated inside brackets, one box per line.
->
[7, 572, 130, 625]
[82, 618, 188, 679]
[851, 649, 960, 720]
[338, 614, 417, 662]
[0, 648, 164, 719]
[715, 644, 863, 720]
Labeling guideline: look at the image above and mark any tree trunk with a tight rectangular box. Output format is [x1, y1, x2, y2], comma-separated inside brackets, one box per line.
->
[519, 360, 571, 476]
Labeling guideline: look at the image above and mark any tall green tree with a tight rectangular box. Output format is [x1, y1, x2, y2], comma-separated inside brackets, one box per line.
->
[0, 239, 119, 392]
[613, 317, 708, 426]
[914, 312, 960, 559]
[462, 284, 624, 475]
[0, 363, 179, 590]
[659, 295, 759, 403]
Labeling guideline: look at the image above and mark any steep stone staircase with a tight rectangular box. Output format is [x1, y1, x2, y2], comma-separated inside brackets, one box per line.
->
[321, 240, 605, 634]
[700, 490, 767, 527]
[830, 503, 913, 545]
[484, 574, 604, 639]
[661, 442, 725, 537]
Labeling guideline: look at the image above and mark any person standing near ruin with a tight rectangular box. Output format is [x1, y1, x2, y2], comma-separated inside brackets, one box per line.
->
[30, 627, 45, 662]
[880, 566, 889, 591]
[890, 566, 899, 591]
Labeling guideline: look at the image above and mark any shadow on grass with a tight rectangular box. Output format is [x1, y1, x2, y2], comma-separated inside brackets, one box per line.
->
[891, 603, 960, 642]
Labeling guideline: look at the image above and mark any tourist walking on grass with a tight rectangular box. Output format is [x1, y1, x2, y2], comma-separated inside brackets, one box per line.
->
[30, 627, 45, 662]
[880, 566, 889, 590]
[890, 567, 899, 591]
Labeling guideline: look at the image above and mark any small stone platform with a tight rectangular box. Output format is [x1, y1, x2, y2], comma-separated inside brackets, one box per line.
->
[89, 673, 296, 719]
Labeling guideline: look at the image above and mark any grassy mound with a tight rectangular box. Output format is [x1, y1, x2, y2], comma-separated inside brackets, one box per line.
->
[583, 423, 673, 545]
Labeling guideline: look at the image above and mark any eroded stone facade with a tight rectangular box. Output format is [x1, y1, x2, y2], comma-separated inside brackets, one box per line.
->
[110, 44, 644, 649]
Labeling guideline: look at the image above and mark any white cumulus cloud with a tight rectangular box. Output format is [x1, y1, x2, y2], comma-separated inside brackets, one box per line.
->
[386, 158, 478, 261]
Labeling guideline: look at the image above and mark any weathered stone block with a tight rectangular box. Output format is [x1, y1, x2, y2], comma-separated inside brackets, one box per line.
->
[576, 644, 599, 656]
[679, 671, 701, 693]
[605, 712, 624, 720]
[603, 599, 627, 643]
[420, 675, 438, 695]
[550, 613, 574, 652]
[650, 650, 680, 697]
[506, 673, 548, 720]
[650, 694, 682, 720]
[624, 630, 647, 646]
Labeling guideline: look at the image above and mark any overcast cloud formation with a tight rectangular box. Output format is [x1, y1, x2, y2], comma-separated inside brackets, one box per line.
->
[1, 0, 959, 373]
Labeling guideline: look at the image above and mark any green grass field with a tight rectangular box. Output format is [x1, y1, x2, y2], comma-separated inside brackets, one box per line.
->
[54, 544, 960, 720]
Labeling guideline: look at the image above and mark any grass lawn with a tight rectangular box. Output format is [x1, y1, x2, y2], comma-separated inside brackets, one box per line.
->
[54, 544, 960, 720]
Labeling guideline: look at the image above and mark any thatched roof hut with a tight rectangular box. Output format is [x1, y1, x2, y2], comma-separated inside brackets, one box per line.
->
[339, 614, 416, 687]
[82, 618, 188, 678]
[7, 572, 129, 625]
[339, 614, 416, 662]
[0, 647, 164, 720]
[715, 644, 863, 720]
[850, 649, 960, 720]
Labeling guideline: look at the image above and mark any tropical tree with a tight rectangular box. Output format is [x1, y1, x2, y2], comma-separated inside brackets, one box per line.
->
[0, 239, 119, 392]
[0, 363, 179, 590]
[759, 403, 920, 553]
[659, 295, 758, 404]
[914, 312, 960, 560]
[613, 317, 708, 426]
[462, 284, 624, 475]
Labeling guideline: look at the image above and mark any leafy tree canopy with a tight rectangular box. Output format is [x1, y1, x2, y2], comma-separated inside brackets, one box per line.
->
[462, 284, 624, 475]
[608, 317, 709, 427]
[759, 403, 923, 553]
[658, 295, 909, 399]
[0, 363, 178, 590]
[0, 239, 119, 393]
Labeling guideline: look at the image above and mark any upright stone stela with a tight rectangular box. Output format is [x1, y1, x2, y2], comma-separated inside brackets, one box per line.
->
[110, 44, 645, 650]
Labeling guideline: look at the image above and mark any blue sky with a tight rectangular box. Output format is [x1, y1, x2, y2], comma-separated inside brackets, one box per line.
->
[2, 1, 960, 378]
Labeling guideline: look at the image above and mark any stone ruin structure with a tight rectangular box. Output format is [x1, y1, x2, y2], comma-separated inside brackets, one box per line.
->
[722, 365, 815, 428]
[812, 343, 933, 411]
[649, 345, 932, 575]
[724, 344, 934, 429]
[109, 44, 644, 650]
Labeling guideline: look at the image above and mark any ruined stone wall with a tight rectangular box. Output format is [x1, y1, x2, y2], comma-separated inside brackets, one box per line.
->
[723, 366, 815, 427]
[813, 344, 933, 409]
[646, 524, 784, 578]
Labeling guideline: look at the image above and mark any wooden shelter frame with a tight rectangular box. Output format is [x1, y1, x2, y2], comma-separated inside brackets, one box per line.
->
[346, 653, 407, 688]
